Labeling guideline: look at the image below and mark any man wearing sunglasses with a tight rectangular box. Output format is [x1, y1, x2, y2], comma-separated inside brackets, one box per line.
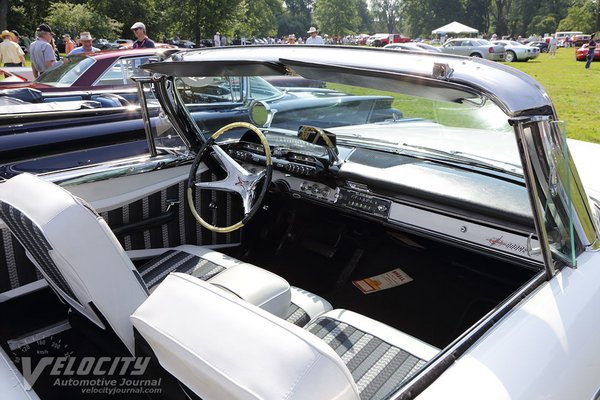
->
[131, 22, 155, 49]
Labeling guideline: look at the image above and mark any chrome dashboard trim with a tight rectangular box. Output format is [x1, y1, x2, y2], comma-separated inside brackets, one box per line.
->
[41, 154, 192, 187]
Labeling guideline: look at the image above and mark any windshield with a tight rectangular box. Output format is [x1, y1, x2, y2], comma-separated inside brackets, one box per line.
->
[173, 74, 519, 172]
[36, 56, 95, 87]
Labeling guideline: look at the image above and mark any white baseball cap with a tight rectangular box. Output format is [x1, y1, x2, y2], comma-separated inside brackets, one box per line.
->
[131, 22, 146, 31]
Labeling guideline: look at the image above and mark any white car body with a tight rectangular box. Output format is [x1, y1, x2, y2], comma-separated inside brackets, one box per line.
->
[0, 46, 599, 400]
[492, 40, 540, 62]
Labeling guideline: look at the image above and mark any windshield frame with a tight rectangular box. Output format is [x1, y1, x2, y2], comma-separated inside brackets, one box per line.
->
[36, 56, 96, 87]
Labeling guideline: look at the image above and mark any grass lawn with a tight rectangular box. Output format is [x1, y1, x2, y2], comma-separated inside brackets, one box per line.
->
[329, 47, 600, 144]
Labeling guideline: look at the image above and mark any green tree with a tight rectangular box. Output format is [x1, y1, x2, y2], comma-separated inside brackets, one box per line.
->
[463, 0, 490, 34]
[94, 0, 157, 38]
[372, 0, 402, 33]
[162, 0, 244, 44]
[236, 0, 282, 38]
[357, 0, 373, 33]
[402, 0, 464, 37]
[528, 14, 558, 35]
[46, 2, 122, 39]
[490, 0, 512, 36]
[559, 0, 599, 33]
[313, 0, 360, 37]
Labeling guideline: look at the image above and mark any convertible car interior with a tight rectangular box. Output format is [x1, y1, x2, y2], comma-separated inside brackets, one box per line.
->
[0, 46, 596, 399]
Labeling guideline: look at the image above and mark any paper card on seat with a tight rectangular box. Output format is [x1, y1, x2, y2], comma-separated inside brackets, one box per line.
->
[353, 268, 413, 294]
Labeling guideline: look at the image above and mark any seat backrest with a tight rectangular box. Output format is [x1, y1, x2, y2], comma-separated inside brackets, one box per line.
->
[0, 173, 148, 354]
[131, 273, 360, 400]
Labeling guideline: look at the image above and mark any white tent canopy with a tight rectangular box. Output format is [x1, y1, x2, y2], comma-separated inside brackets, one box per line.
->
[432, 21, 478, 35]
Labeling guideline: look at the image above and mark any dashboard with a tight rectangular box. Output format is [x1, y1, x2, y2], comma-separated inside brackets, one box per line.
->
[222, 137, 542, 266]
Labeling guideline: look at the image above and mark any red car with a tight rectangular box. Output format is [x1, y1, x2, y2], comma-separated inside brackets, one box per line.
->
[575, 43, 600, 61]
[0, 49, 179, 104]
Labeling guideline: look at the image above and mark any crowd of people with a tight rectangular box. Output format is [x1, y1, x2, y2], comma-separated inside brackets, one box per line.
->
[0, 21, 156, 77]
[4, 20, 599, 75]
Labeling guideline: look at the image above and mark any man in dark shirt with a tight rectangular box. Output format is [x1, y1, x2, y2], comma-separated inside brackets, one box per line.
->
[585, 33, 597, 70]
[131, 22, 155, 49]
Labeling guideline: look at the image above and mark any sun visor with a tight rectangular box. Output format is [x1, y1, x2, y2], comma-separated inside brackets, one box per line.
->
[279, 58, 481, 104]
[141, 60, 287, 77]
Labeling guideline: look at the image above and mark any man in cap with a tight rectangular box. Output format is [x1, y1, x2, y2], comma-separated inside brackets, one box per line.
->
[63, 34, 75, 54]
[306, 27, 324, 45]
[131, 22, 155, 48]
[68, 32, 100, 56]
[29, 23, 58, 78]
[0, 30, 26, 67]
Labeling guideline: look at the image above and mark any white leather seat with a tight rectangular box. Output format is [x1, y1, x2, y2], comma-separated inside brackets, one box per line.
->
[0, 174, 331, 355]
[131, 273, 360, 400]
[132, 273, 439, 400]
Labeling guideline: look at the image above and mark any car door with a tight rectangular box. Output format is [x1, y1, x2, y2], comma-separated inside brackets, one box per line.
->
[442, 40, 462, 55]
[0, 109, 243, 295]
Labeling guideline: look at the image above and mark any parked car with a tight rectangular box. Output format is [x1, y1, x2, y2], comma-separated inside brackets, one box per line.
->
[115, 38, 133, 47]
[528, 40, 549, 53]
[367, 33, 411, 47]
[93, 38, 120, 50]
[440, 38, 506, 61]
[1, 45, 599, 400]
[491, 39, 540, 62]
[0, 68, 28, 82]
[555, 31, 582, 47]
[0, 73, 398, 177]
[575, 43, 600, 61]
[384, 42, 442, 53]
[571, 34, 592, 48]
[167, 38, 197, 48]
[0, 49, 180, 103]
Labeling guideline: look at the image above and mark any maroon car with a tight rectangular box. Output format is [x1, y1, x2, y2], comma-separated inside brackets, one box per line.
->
[0, 49, 180, 104]
[575, 43, 600, 61]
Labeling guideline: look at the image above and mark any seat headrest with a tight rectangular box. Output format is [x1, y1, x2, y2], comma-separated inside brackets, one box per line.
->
[131, 273, 360, 400]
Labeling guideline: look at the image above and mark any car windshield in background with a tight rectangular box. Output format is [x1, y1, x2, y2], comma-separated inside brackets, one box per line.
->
[173, 74, 520, 173]
[36, 56, 95, 87]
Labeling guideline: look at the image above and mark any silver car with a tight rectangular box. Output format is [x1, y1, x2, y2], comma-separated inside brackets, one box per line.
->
[441, 38, 505, 61]
[492, 39, 540, 62]
[383, 42, 442, 53]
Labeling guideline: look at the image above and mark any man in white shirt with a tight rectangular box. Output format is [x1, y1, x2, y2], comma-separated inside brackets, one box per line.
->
[306, 27, 325, 45]
[68, 32, 100, 56]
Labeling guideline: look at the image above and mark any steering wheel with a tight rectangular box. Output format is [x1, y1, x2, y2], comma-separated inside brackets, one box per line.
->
[187, 122, 272, 233]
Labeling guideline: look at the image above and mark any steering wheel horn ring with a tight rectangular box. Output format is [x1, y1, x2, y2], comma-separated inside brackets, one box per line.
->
[187, 122, 273, 233]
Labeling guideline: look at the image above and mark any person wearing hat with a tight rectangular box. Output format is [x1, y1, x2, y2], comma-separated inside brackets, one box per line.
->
[0, 30, 26, 67]
[68, 32, 100, 56]
[131, 22, 155, 48]
[306, 27, 324, 45]
[63, 34, 75, 54]
[29, 23, 58, 78]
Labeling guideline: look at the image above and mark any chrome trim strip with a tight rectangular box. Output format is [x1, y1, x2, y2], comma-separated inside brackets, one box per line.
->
[137, 79, 157, 156]
[513, 121, 556, 277]
[41, 154, 191, 187]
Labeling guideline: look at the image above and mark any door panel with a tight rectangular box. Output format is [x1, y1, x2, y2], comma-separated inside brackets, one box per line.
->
[0, 164, 242, 293]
